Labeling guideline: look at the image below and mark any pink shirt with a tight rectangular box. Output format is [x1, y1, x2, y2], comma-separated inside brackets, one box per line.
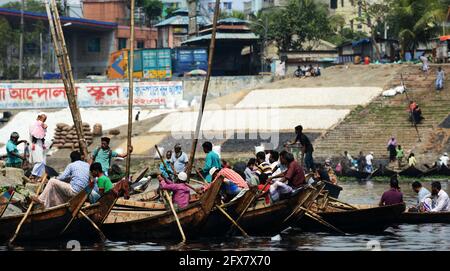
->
[30, 120, 47, 139]
[160, 179, 191, 209]
[217, 168, 249, 189]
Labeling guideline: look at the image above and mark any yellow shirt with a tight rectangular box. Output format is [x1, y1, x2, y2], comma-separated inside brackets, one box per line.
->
[408, 156, 417, 166]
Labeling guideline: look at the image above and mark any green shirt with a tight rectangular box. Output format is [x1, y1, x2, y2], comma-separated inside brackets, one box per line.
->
[6, 140, 21, 165]
[396, 149, 404, 158]
[97, 175, 113, 193]
[202, 151, 222, 183]
[93, 148, 118, 173]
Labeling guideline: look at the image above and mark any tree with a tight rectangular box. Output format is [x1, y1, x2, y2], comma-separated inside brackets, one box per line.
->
[387, 0, 450, 58]
[219, 10, 246, 20]
[252, 0, 331, 52]
[357, 0, 390, 60]
[140, 0, 163, 26]
[2, 0, 46, 13]
[165, 5, 178, 19]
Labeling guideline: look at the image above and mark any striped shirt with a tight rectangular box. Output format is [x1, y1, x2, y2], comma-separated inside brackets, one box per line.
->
[57, 160, 91, 193]
[256, 162, 273, 177]
[216, 168, 249, 189]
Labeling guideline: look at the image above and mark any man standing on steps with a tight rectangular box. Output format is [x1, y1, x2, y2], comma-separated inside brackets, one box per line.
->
[436, 67, 445, 91]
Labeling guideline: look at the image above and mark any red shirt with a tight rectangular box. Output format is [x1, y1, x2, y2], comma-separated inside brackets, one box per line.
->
[285, 161, 306, 188]
[217, 168, 249, 189]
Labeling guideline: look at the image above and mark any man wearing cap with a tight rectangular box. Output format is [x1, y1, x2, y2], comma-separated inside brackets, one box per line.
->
[199, 141, 221, 183]
[5, 132, 27, 168]
[210, 167, 248, 202]
[379, 176, 403, 206]
[90, 137, 132, 176]
[439, 153, 449, 167]
[171, 143, 189, 174]
[158, 172, 191, 209]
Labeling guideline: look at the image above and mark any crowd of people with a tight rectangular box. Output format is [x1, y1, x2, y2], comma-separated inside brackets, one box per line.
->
[294, 65, 321, 78]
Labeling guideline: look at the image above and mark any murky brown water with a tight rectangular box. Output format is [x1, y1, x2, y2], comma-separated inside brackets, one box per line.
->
[3, 180, 450, 251]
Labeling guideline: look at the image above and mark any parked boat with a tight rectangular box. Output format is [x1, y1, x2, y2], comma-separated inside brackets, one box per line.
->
[102, 177, 223, 240]
[296, 203, 406, 233]
[397, 211, 450, 224]
[398, 165, 424, 177]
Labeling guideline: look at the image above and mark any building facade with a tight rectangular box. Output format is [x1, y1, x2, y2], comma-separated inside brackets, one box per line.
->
[82, 0, 157, 51]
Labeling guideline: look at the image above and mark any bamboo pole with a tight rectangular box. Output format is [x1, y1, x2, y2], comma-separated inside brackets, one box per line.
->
[154, 145, 186, 242]
[46, 0, 88, 158]
[125, 0, 136, 177]
[186, 0, 221, 181]
[9, 173, 48, 245]
[401, 73, 421, 142]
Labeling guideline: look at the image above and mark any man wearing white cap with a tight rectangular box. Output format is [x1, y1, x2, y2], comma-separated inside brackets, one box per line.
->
[210, 167, 249, 202]
[439, 153, 449, 167]
[158, 172, 191, 209]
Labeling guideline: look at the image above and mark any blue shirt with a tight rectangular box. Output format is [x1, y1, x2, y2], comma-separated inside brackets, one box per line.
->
[202, 151, 221, 182]
[6, 140, 21, 164]
[57, 160, 92, 193]
[160, 160, 174, 179]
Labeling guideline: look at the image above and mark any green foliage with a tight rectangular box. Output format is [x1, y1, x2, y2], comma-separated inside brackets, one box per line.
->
[251, 0, 330, 52]
[326, 28, 369, 46]
[387, 0, 449, 55]
[1, 0, 46, 12]
[219, 10, 246, 20]
[141, 0, 163, 24]
[164, 5, 178, 19]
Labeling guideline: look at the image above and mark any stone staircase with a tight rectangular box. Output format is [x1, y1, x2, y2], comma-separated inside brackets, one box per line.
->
[313, 64, 450, 160]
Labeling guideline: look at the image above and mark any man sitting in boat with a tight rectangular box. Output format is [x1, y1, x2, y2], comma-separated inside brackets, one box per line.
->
[158, 172, 191, 209]
[210, 167, 249, 202]
[244, 158, 259, 186]
[408, 181, 431, 212]
[199, 141, 221, 183]
[426, 181, 450, 212]
[90, 162, 113, 198]
[268, 151, 306, 202]
[379, 176, 403, 206]
[32, 151, 91, 208]
[324, 159, 338, 184]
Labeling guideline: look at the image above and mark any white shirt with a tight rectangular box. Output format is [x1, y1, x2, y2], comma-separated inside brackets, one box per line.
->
[365, 154, 373, 166]
[431, 190, 450, 212]
[439, 155, 449, 167]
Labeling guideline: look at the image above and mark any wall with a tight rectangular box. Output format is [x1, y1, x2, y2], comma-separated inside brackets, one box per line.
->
[116, 26, 157, 49]
[182, 75, 274, 101]
[83, 0, 128, 23]
[67, 30, 115, 78]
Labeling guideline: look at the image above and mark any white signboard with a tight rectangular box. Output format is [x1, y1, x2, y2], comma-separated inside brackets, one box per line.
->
[0, 81, 183, 109]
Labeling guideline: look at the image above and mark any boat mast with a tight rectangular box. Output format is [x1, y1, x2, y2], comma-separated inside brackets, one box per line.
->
[186, 0, 221, 180]
[125, 0, 136, 176]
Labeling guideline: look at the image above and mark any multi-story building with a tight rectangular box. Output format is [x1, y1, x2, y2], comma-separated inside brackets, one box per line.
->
[82, 0, 157, 51]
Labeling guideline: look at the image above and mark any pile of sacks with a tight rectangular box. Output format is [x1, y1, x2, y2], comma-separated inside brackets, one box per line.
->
[382, 85, 406, 97]
[52, 123, 94, 149]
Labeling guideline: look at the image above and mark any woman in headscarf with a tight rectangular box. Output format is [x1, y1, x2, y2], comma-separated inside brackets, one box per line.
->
[387, 136, 397, 163]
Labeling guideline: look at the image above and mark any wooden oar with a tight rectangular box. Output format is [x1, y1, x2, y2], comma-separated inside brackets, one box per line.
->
[60, 187, 91, 235]
[321, 194, 358, 210]
[79, 210, 106, 241]
[195, 168, 208, 184]
[155, 145, 186, 242]
[9, 172, 48, 245]
[215, 204, 249, 238]
[299, 207, 345, 235]
[0, 190, 15, 218]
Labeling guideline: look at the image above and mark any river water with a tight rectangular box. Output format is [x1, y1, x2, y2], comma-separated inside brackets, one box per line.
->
[2, 180, 450, 251]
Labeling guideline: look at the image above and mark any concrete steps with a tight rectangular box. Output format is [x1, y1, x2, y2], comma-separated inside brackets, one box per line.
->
[314, 65, 450, 159]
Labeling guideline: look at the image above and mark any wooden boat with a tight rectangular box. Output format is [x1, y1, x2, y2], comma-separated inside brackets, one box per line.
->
[323, 181, 342, 199]
[398, 165, 424, 177]
[345, 168, 371, 180]
[0, 189, 88, 242]
[380, 166, 397, 177]
[201, 182, 325, 236]
[423, 165, 450, 176]
[101, 177, 223, 240]
[397, 211, 450, 224]
[296, 203, 406, 233]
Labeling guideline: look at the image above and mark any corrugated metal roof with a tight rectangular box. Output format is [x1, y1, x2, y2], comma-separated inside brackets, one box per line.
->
[217, 18, 249, 24]
[182, 32, 259, 44]
[155, 15, 211, 27]
[0, 8, 117, 29]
